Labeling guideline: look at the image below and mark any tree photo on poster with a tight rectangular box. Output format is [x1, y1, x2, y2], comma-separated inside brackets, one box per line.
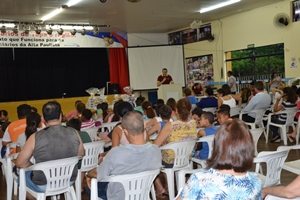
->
[186, 54, 213, 88]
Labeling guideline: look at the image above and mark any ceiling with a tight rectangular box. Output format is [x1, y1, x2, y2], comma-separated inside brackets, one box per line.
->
[0, 0, 284, 33]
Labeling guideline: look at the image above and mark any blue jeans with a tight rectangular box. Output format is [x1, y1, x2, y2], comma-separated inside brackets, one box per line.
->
[86, 182, 109, 199]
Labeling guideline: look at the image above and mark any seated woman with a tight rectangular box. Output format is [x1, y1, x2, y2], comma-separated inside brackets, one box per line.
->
[166, 98, 177, 121]
[177, 119, 262, 199]
[141, 101, 156, 120]
[146, 99, 165, 128]
[240, 87, 252, 104]
[269, 87, 298, 143]
[183, 87, 198, 104]
[153, 98, 197, 197]
[217, 84, 241, 108]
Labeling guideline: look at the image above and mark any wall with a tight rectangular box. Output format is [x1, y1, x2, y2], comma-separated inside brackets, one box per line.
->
[127, 33, 168, 46]
[183, 1, 300, 83]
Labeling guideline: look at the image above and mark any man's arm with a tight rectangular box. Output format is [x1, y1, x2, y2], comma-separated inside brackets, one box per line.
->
[157, 77, 166, 86]
[262, 175, 300, 199]
[75, 131, 85, 157]
[243, 96, 257, 112]
[2, 127, 12, 146]
[16, 134, 35, 168]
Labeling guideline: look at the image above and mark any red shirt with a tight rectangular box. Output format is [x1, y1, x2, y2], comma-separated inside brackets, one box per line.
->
[192, 85, 203, 95]
[157, 75, 173, 84]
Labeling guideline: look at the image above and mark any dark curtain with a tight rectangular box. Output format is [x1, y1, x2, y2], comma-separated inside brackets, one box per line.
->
[0, 48, 109, 102]
[109, 48, 129, 94]
[0, 48, 15, 101]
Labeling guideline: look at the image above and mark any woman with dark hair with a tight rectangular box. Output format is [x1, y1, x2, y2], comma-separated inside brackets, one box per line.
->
[269, 87, 298, 143]
[142, 101, 156, 119]
[154, 98, 197, 197]
[16, 112, 42, 151]
[217, 84, 241, 108]
[166, 97, 177, 120]
[177, 119, 262, 199]
[146, 99, 166, 128]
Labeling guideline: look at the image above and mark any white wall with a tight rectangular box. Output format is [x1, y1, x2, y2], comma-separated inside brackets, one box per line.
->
[183, 1, 300, 82]
[127, 33, 168, 46]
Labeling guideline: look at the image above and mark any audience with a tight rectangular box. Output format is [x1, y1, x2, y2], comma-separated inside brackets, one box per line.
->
[81, 109, 96, 130]
[66, 100, 83, 120]
[107, 100, 124, 122]
[192, 83, 203, 96]
[191, 107, 203, 128]
[269, 87, 298, 143]
[141, 101, 156, 120]
[2, 104, 31, 150]
[166, 98, 177, 121]
[16, 101, 84, 200]
[85, 111, 162, 200]
[269, 71, 282, 90]
[16, 112, 43, 151]
[217, 108, 232, 125]
[183, 87, 198, 104]
[242, 81, 271, 123]
[100, 102, 109, 122]
[205, 76, 214, 88]
[240, 87, 252, 104]
[0, 110, 9, 126]
[192, 112, 217, 160]
[196, 88, 218, 109]
[147, 105, 172, 137]
[154, 98, 197, 197]
[178, 119, 262, 199]
[134, 97, 144, 114]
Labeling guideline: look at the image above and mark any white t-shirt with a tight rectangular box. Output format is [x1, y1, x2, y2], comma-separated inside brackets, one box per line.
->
[228, 76, 237, 93]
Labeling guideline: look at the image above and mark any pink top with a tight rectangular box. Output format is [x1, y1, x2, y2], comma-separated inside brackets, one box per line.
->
[66, 110, 78, 120]
[81, 119, 96, 130]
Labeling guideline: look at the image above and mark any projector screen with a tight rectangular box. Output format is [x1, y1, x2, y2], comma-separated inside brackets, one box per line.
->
[128, 45, 185, 90]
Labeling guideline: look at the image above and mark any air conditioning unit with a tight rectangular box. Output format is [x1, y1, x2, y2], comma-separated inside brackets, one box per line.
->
[190, 20, 202, 29]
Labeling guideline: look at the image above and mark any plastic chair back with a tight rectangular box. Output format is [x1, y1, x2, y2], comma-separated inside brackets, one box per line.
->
[202, 107, 217, 114]
[230, 106, 241, 117]
[160, 139, 197, 169]
[84, 127, 100, 141]
[19, 156, 80, 199]
[254, 150, 289, 187]
[198, 135, 214, 159]
[91, 169, 160, 200]
[98, 121, 119, 133]
[250, 128, 264, 155]
[82, 141, 106, 172]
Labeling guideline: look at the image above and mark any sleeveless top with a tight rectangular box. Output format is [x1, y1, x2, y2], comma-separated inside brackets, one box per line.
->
[160, 121, 167, 131]
[32, 125, 80, 185]
[162, 120, 197, 164]
[220, 95, 236, 108]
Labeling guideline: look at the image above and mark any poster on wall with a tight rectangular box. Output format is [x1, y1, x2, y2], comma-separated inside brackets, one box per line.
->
[185, 54, 213, 87]
[168, 24, 212, 45]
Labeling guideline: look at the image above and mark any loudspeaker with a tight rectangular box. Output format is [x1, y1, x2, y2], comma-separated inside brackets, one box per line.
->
[110, 84, 120, 94]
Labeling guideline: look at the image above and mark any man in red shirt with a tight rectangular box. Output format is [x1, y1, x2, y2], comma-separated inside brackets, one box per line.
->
[157, 68, 174, 86]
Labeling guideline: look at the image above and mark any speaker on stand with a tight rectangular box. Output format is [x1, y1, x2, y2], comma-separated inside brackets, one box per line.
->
[110, 84, 120, 94]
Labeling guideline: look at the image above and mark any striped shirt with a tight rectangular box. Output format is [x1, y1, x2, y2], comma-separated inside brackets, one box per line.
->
[278, 101, 297, 122]
[81, 119, 96, 130]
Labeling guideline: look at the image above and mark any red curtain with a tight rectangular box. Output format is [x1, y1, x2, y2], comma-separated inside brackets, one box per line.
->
[109, 48, 129, 94]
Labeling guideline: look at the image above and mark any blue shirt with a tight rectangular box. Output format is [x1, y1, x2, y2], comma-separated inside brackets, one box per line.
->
[196, 97, 218, 109]
[187, 96, 198, 104]
[206, 79, 214, 87]
[199, 126, 218, 159]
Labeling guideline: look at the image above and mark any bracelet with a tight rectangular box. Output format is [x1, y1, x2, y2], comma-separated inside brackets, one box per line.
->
[85, 171, 90, 178]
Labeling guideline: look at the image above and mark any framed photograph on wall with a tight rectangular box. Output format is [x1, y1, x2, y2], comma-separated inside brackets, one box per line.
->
[185, 54, 213, 87]
[292, 0, 300, 22]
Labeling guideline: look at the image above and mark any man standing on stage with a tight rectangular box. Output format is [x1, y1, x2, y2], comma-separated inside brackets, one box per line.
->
[157, 68, 174, 86]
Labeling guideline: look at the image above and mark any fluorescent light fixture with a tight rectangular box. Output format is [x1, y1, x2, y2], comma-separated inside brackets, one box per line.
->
[42, 7, 63, 21]
[2, 24, 15, 28]
[67, 0, 82, 7]
[200, 0, 241, 13]
[46, 25, 93, 30]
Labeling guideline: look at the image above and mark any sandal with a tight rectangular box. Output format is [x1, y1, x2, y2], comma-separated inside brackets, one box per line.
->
[287, 134, 295, 143]
[270, 136, 281, 143]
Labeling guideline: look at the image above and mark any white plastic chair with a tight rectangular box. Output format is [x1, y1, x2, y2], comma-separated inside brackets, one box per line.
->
[202, 107, 217, 114]
[191, 135, 214, 168]
[265, 195, 300, 200]
[0, 138, 7, 177]
[90, 169, 160, 200]
[75, 141, 106, 200]
[294, 117, 300, 145]
[84, 127, 100, 141]
[266, 108, 298, 145]
[240, 108, 267, 139]
[6, 153, 19, 200]
[253, 149, 289, 187]
[97, 121, 119, 133]
[250, 128, 264, 156]
[160, 139, 197, 200]
[230, 106, 241, 117]
[19, 156, 81, 200]
[277, 145, 300, 175]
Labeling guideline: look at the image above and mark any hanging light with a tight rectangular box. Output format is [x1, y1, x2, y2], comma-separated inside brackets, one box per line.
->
[0, 26, 6, 33]
[57, 28, 64, 35]
[23, 25, 30, 34]
[93, 27, 99, 36]
[46, 27, 53, 35]
[12, 25, 18, 34]
[81, 28, 86, 36]
[70, 29, 76, 35]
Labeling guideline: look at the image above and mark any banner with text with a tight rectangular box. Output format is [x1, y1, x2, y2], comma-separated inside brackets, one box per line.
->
[0, 31, 128, 48]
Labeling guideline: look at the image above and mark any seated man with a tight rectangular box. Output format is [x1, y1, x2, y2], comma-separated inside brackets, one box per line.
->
[217, 108, 232, 125]
[16, 101, 84, 200]
[196, 88, 218, 109]
[85, 111, 162, 200]
[242, 81, 271, 123]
